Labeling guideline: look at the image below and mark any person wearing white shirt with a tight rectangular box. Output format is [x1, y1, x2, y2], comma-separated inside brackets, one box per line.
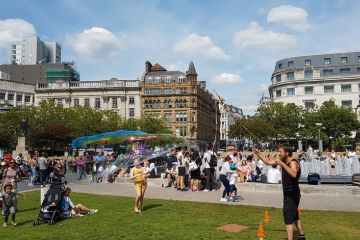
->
[202, 146, 216, 191]
[267, 165, 282, 184]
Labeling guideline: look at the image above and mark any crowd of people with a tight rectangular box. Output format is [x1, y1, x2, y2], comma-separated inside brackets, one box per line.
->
[160, 145, 284, 203]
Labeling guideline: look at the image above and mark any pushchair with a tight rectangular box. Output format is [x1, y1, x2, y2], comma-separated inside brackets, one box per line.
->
[33, 172, 67, 225]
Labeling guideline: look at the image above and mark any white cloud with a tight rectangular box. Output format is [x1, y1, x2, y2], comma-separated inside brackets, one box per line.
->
[173, 33, 231, 60]
[211, 73, 243, 84]
[66, 27, 124, 61]
[267, 5, 311, 31]
[233, 22, 297, 50]
[0, 19, 36, 48]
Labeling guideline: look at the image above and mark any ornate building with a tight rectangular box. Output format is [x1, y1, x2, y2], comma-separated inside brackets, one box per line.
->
[140, 61, 220, 149]
[35, 78, 141, 119]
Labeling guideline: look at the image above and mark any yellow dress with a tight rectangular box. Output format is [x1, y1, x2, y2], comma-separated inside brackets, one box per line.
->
[132, 167, 146, 188]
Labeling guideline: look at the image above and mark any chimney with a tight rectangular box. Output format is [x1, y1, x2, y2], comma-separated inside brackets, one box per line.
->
[145, 61, 152, 73]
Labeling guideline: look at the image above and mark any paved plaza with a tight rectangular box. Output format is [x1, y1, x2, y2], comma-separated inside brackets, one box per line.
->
[68, 179, 360, 212]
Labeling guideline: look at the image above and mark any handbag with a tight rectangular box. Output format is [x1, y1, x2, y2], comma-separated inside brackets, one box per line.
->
[189, 161, 198, 171]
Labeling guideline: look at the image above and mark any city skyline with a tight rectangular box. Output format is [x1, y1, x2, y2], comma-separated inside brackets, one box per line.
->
[1, 0, 360, 114]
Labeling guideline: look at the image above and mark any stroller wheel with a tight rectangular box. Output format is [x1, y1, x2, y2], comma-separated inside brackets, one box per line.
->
[49, 219, 54, 225]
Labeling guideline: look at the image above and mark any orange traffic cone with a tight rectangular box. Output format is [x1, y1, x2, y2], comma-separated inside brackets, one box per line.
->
[264, 210, 270, 222]
[298, 208, 302, 216]
[257, 222, 265, 239]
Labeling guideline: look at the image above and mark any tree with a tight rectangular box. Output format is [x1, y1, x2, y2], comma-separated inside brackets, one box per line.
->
[229, 116, 276, 142]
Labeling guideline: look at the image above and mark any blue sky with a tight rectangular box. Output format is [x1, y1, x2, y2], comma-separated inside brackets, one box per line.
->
[1, 0, 360, 114]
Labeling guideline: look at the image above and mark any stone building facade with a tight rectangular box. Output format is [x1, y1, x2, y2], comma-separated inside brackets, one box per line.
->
[140, 61, 220, 149]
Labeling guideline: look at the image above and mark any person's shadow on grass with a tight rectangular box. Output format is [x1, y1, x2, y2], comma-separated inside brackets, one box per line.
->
[142, 204, 162, 212]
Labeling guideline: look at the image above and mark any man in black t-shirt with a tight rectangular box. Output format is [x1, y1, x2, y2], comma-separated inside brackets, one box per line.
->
[254, 144, 305, 240]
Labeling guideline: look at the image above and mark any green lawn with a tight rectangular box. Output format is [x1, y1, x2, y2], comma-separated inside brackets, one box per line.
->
[1, 190, 359, 240]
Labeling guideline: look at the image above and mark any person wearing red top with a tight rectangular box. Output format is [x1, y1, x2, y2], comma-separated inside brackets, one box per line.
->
[76, 156, 86, 180]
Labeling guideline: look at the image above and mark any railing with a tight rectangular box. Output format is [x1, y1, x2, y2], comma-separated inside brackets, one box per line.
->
[36, 80, 140, 90]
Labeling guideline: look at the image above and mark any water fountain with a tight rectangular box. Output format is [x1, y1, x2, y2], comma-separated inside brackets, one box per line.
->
[299, 148, 360, 183]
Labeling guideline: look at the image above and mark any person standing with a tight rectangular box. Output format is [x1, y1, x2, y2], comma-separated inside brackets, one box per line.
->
[253, 144, 306, 240]
[130, 158, 149, 213]
[202, 146, 216, 192]
[38, 152, 48, 186]
[176, 147, 187, 191]
[189, 151, 201, 192]
[76, 156, 86, 180]
[28, 154, 38, 186]
[218, 156, 235, 202]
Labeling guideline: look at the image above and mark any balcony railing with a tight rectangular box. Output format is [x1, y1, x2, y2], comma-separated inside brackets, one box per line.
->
[36, 80, 140, 90]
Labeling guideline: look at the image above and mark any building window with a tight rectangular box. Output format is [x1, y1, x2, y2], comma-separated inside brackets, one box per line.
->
[0, 93, 5, 100]
[287, 72, 294, 81]
[144, 88, 161, 95]
[324, 58, 331, 65]
[164, 77, 172, 83]
[164, 88, 173, 94]
[175, 100, 187, 108]
[56, 98, 63, 105]
[95, 98, 101, 108]
[304, 101, 315, 111]
[177, 76, 186, 83]
[340, 68, 351, 75]
[74, 98, 80, 106]
[341, 57, 348, 63]
[287, 88, 295, 96]
[164, 113, 172, 123]
[323, 69, 334, 77]
[192, 111, 196, 122]
[276, 90, 281, 97]
[176, 127, 187, 137]
[324, 85, 334, 93]
[357, 67, 360, 74]
[164, 100, 172, 108]
[176, 113, 187, 122]
[129, 108, 135, 117]
[16, 94, 23, 102]
[129, 97, 135, 105]
[288, 61, 294, 68]
[112, 97, 118, 108]
[278, 63, 283, 69]
[24, 95, 31, 103]
[358, 84, 360, 92]
[275, 74, 281, 82]
[304, 86, 313, 95]
[7, 93, 14, 101]
[304, 70, 313, 78]
[175, 88, 187, 94]
[84, 98, 90, 107]
[304, 59, 311, 66]
[341, 84, 352, 93]
[342, 100, 352, 108]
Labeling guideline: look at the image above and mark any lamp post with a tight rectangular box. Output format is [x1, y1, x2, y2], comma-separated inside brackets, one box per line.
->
[315, 122, 323, 153]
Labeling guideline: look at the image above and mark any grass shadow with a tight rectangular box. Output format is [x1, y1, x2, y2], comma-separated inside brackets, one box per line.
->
[18, 207, 39, 213]
[142, 204, 163, 212]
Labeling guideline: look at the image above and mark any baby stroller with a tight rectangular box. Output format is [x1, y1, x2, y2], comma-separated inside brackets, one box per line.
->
[33, 172, 67, 225]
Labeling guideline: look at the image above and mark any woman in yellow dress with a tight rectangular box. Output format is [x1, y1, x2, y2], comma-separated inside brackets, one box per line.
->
[130, 158, 149, 213]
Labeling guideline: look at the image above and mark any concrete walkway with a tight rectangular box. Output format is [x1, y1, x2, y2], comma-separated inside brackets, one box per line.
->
[69, 180, 360, 212]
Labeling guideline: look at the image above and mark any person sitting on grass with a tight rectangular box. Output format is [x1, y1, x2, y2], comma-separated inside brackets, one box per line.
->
[1, 184, 25, 227]
[62, 187, 98, 217]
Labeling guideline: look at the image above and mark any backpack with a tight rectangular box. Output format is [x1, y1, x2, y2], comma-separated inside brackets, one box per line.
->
[209, 154, 217, 168]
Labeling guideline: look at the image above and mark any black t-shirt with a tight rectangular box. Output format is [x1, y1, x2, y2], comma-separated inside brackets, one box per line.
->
[282, 159, 301, 192]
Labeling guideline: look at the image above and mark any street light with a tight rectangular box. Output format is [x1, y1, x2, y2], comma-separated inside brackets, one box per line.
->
[315, 123, 323, 153]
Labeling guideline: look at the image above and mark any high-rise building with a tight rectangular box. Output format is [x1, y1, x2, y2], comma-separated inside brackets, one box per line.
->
[140, 61, 220, 150]
[8, 36, 61, 65]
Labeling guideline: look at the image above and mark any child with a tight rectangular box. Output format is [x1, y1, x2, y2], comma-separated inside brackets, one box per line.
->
[143, 161, 150, 181]
[130, 158, 149, 213]
[229, 162, 239, 202]
[1, 184, 25, 227]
